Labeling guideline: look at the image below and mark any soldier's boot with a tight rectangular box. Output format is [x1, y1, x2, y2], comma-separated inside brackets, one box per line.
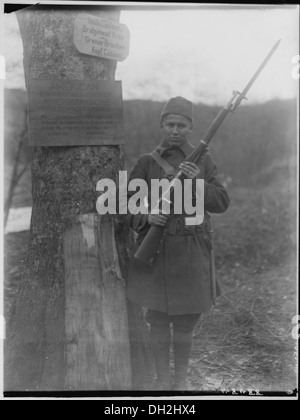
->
[173, 326, 194, 391]
[150, 324, 172, 390]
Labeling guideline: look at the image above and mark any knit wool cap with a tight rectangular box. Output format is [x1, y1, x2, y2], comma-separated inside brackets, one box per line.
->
[161, 96, 193, 122]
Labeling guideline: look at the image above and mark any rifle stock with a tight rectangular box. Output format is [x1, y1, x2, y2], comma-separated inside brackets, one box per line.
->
[134, 225, 165, 265]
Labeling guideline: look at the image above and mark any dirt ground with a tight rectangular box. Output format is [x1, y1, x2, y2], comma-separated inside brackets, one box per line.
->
[188, 181, 298, 395]
[189, 262, 297, 394]
[3, 181, 298, 396]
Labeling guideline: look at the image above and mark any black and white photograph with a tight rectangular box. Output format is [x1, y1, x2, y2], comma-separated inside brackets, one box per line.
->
[0, 1, 299, 402]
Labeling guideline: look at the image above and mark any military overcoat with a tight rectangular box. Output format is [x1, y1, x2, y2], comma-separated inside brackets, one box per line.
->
[126, 141, 230, 315]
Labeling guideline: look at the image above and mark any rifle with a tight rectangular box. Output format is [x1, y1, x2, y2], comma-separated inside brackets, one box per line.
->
[134, 39, 281, 266]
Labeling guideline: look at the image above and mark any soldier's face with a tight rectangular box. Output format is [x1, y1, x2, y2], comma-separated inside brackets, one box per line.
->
[161, 114, 192, 147]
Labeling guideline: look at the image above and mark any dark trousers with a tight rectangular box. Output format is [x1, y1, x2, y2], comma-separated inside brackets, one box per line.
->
[146, 310, 201, 388]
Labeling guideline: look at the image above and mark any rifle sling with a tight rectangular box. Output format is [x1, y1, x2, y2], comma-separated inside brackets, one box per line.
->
[149, 148, 176, 179]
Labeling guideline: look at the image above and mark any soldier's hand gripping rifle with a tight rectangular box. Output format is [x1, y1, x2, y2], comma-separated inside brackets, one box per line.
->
[134, 40, 281, 266]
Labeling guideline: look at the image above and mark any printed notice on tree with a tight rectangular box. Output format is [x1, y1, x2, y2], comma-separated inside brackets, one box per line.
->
[27, 79, 124, 146]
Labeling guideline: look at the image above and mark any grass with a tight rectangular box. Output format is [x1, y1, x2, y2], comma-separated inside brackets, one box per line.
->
[189, 178, 297, 393]
[3, 176, 298, 394]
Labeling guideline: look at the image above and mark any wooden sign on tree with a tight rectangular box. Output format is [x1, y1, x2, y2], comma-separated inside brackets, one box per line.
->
[27, 79, 124, 146]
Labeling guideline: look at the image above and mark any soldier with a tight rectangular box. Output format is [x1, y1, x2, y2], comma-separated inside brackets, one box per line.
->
[126, 96, 230, 390]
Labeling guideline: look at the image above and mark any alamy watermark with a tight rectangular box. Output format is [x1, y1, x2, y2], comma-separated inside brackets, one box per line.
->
[96, 171, 204, 225]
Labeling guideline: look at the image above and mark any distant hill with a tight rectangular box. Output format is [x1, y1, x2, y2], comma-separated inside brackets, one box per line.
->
[123, 98, 297, 186]
[4, 88, 28, 162]
[4, 88, 297, 207]
[4, 88, 30, 207]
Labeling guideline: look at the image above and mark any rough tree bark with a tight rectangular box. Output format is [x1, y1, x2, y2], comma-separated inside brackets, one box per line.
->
[5, 5, 153, 391]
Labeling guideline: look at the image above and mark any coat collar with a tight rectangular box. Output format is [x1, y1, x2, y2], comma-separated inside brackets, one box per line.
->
[155, 140, 195, 157]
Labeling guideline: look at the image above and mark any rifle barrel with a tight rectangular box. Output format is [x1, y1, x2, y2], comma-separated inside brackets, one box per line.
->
[134, 40, 281, 265]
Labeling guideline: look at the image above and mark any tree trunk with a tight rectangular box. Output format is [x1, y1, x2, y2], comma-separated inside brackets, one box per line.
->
[5, 5, 153, 392]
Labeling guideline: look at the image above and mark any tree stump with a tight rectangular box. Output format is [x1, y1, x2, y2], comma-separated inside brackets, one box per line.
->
[5, 5, 153, 392]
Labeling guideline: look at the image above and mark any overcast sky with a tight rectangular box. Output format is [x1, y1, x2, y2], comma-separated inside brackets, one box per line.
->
[2, 3, 299, 105]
